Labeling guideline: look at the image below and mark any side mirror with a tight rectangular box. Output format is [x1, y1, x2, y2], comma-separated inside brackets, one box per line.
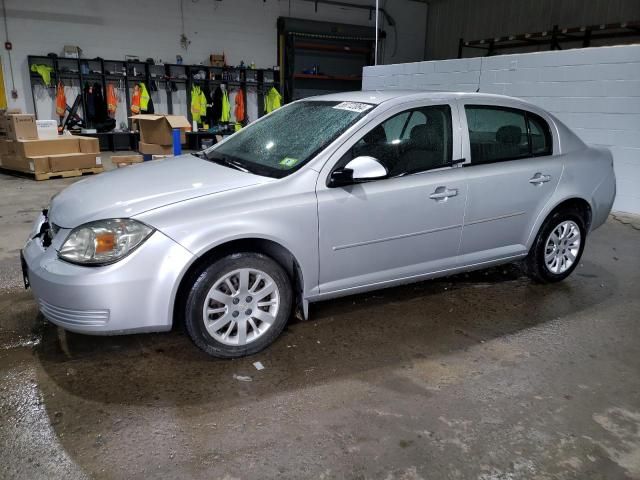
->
[328, 156, 388, 187]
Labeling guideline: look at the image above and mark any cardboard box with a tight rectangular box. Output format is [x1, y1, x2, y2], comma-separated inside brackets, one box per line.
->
[48, 153, 98, 172]
[63, 45, 82, 58]
[130, 114, 190, 145]
[0, 139, 13, 156]
[0, 108, 23, 131]
[138, 142, 173, 155]
[0, 154, 49, 174]
[28, 156, 51, 173]
[0, 108, 22, 115]
[5, 114, 38, 140]
[14, 137, 80, 157]
[113, 154, 143, 168]
[209, 54, 225, 67]
[78, 136, 100, 153]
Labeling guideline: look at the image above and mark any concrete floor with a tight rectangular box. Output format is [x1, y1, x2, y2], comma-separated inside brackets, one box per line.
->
[1, 156, 639, 480]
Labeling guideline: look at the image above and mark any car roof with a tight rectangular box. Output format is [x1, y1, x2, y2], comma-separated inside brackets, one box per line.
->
[305, 90, 535, 108]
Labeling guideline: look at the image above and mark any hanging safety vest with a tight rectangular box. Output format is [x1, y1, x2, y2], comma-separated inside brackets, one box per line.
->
[139, 83, 150, 112]
[131, 84, 141, 114]
[106, 84, 117, 116]
[55, 81, 66, 117]
[31, 64, 54, 87]
[191, 85, 202, 123]
[264, 87, 282, 114]
[199, 88, 207, 122]
[220, 89, 231, 122]
[234, 89, 245, 123]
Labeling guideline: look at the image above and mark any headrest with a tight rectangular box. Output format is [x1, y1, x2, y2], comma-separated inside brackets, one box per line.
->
[496, 125, 522, 144]
[364, 125, 387, 144]
[410, 124, 442, 149]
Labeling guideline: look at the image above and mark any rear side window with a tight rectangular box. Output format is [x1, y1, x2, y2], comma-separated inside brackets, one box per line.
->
[465, 105, 552, 165]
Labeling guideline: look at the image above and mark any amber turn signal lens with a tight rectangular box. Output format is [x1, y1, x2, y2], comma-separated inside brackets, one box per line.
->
[95, 233, 116, 253]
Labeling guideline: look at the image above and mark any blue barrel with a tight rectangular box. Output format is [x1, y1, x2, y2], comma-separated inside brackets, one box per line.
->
[173, 128, 182, 156]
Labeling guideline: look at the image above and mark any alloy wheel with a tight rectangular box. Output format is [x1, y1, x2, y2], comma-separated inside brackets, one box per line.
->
[544, 220, 581, 274]
[202, 268, 280, 346]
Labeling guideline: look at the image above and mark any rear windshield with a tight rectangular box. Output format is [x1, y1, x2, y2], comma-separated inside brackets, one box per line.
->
[205, 100, 373, 178]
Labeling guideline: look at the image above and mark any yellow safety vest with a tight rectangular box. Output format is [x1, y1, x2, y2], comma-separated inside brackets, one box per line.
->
[139, 83, 150, 111]
[221, 90, 231, 122]
[191, 86, 202, 123]
[264, 87, 282, 113]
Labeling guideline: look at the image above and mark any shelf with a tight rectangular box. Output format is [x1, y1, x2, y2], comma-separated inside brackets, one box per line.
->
[28, 50, 281, 131]
[293, 73, 362, 81]
[294, 42, 370, 55]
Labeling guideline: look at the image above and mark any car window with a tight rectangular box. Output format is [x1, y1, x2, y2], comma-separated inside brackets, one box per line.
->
[350, 105, 453, 177]
[402, 111, 427, 140]
[381, 111, 410, 142]
[528, 113, 552, 156]
[465, 105, 552, 165]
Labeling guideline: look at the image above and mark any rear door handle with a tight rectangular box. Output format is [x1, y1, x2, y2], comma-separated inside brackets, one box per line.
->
[529, 173, 551, 185]
[429, 186, 458, 201]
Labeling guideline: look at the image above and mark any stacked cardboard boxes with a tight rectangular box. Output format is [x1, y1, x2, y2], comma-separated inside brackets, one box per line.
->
[112, 154, 143, 168]
[0, 110, 103, 180]
[131, 114, 190, 155]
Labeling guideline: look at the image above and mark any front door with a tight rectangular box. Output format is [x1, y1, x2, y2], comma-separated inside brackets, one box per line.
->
[316, 102, 467, 296]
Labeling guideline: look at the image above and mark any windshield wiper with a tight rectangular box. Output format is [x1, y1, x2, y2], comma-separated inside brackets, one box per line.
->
[208, 154, 250, 173]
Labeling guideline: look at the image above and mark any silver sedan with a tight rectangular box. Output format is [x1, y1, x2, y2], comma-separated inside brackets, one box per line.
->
[22, 91, 616, 358]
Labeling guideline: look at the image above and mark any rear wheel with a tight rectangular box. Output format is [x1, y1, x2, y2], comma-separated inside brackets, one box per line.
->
[185, 253, 292, 358]
[525, 208, 586, 283]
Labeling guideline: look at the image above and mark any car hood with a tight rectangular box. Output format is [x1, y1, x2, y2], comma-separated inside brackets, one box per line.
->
[49, 154, 274, 228]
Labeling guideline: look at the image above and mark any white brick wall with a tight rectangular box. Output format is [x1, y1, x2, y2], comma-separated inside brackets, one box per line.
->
[363, 45, 640, 215]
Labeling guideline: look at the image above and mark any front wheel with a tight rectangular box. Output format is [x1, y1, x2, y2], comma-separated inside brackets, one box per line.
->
[525, 209, 586, 283]
[185, 253, 292, 358]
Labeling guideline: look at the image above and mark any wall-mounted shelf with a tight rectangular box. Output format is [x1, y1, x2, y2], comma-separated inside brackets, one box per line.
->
[28, 54, 282, 145]
[278, 17, 379, 102]
[294, 42, 371, 55]
[458, 20, 640, 58]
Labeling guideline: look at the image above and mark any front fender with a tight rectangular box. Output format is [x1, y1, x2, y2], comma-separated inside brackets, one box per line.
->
[135, 170, 320, 299]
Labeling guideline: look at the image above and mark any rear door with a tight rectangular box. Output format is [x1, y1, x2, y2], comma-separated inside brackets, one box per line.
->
[458, 102, 563, 264]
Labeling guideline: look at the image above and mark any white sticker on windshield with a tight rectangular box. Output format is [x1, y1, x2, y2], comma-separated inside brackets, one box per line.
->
[333, 102, 374, 113]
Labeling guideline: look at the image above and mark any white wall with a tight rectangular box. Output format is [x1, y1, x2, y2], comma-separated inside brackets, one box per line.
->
[0, 0, 426, 114]
[363, 45, 640, 215]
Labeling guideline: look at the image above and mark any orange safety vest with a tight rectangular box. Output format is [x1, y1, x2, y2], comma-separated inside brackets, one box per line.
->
[235, 89, 245, 122]
[106, 84, 117, 116]
[131, 84, 141, 114]
[55, 82, 66, 117]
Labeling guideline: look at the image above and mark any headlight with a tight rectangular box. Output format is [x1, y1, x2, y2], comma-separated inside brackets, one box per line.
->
[58, 219, 154, 265]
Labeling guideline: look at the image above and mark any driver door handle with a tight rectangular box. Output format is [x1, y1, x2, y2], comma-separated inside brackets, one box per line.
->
[429, 186, 458, 201]
[529, 173, 551, 185]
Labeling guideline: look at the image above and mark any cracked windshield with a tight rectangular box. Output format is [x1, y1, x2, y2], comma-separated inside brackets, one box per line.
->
[206, 100, 373, 177]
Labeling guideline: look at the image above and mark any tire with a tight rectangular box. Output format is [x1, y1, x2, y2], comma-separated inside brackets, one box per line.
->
[525, 207, 587, 283]
[185, 252, 292, 358]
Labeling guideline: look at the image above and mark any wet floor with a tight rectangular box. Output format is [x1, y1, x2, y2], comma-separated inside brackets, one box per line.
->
[1, 168, 640, 479]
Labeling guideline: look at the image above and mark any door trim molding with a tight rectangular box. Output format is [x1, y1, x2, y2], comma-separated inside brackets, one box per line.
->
[464, 210, 526, 226]
[333, 223, 462, 251]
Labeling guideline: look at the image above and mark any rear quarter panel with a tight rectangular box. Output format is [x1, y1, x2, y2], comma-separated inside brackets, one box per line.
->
[525, 145, 615, 248]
